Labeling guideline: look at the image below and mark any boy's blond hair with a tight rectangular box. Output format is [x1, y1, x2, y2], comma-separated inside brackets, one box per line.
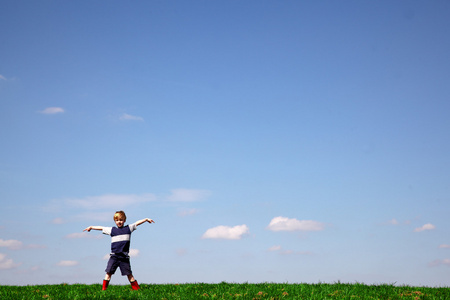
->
[114, 211, 126, 221]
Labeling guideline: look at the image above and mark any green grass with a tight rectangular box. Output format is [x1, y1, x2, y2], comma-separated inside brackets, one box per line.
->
[1, 282, 449, 299]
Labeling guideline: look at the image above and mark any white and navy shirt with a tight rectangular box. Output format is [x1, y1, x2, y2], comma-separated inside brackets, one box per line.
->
[103, 223, 137, 255]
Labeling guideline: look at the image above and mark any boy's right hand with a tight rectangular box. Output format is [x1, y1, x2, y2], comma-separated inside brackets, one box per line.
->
[83, 226, 92, 232]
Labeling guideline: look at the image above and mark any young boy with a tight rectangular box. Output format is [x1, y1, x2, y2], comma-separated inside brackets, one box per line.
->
[83, 211, 155, 290]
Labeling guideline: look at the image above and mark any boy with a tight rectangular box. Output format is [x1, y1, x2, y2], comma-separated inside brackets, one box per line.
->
[83, 211, 155, 290]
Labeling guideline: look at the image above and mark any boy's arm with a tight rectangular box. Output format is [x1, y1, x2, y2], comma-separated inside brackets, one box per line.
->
[134, 218, 155, 226]
[83, 226, 104, 232]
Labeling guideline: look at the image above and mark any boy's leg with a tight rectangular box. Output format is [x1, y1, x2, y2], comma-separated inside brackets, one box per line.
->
[119, 257, 140, 290]
[102, 273, 111, 290]
[127, 274, 135, 282]
[128, 274, 140, 290]
[103, 255, 118, 290]
[102, 280, 109, 290]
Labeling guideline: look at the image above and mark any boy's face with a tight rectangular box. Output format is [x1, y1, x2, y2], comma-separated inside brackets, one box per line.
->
[115, 218, 125, 228]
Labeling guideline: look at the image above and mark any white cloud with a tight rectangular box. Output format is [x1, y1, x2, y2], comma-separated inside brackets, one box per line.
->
[266, 216, 325, 232]
[102, 249, 139, 260]
[166, 189, 211, 202]
[0, 253, 20, 270]
[62, 193, 157, 210]
[57, 260, 79, 267]
[39, 107, 65, 114]
[129, 249, 140, 257]
[119, 113, 144, 121]
[439, 244, 450, 249]
[0, 239, 23, 250]
[0, 239, 45, 250]
[0, 74, 6, 80]
[414, 223, 436, 232]
[201, 224, 249, 240]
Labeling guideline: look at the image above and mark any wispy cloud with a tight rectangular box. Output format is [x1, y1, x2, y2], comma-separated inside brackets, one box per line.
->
[202, 224, 249, 240]
[166, 189, 211, 202]
[45, 194, 157, 222]
[439, 244, 450, 249]
[46, 189, 211, 213]
[429, 259, 450, 267]
[279, 250, 312, 256]
[119, 113, 144, 121]
[25, 244, 47, 250]
[0, 239, 23, 250]
[414, 223, 436, 232]
[57, 260, 79, 267]
[177, 208, 200, 217]
[39, 107, 65, 114]
[0, 75, 18, 82]
[46, 190, 208, 222]
[65, 232, 103, 239]
[0, 253, 20, 270]
[378, 218, 417, 226]
[73, 211, 113, 222]
[268, 245, 282, 252]
[176, 248, 187, 256]
[49, 190, 207, 213]
[386, 218, 399, 225]
[60, 193, 157, 211]
[51, 218, 65, 224]
[266, 216, 325, 232]
[267, 245, 311, 256]
[381, 218, 413, 226]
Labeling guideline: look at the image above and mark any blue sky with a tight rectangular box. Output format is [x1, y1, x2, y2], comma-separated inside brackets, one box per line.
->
[1, 0, 450, 286]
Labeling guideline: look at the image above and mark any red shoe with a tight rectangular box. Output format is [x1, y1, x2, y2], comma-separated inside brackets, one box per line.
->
[102, 279, 110, 290]
[131, 280, 140, 290]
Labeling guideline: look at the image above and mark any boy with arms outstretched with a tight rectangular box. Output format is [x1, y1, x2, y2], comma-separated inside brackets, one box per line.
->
[84, 210, 155, 290]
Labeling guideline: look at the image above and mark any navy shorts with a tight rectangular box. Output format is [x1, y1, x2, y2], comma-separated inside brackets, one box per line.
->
[105, 254, 132, 276]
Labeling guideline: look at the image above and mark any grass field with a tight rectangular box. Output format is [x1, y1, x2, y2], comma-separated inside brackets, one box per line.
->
[1, 282, 449, 299]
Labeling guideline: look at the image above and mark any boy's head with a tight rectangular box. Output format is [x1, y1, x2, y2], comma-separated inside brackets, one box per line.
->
[114, 211, 126, 228]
